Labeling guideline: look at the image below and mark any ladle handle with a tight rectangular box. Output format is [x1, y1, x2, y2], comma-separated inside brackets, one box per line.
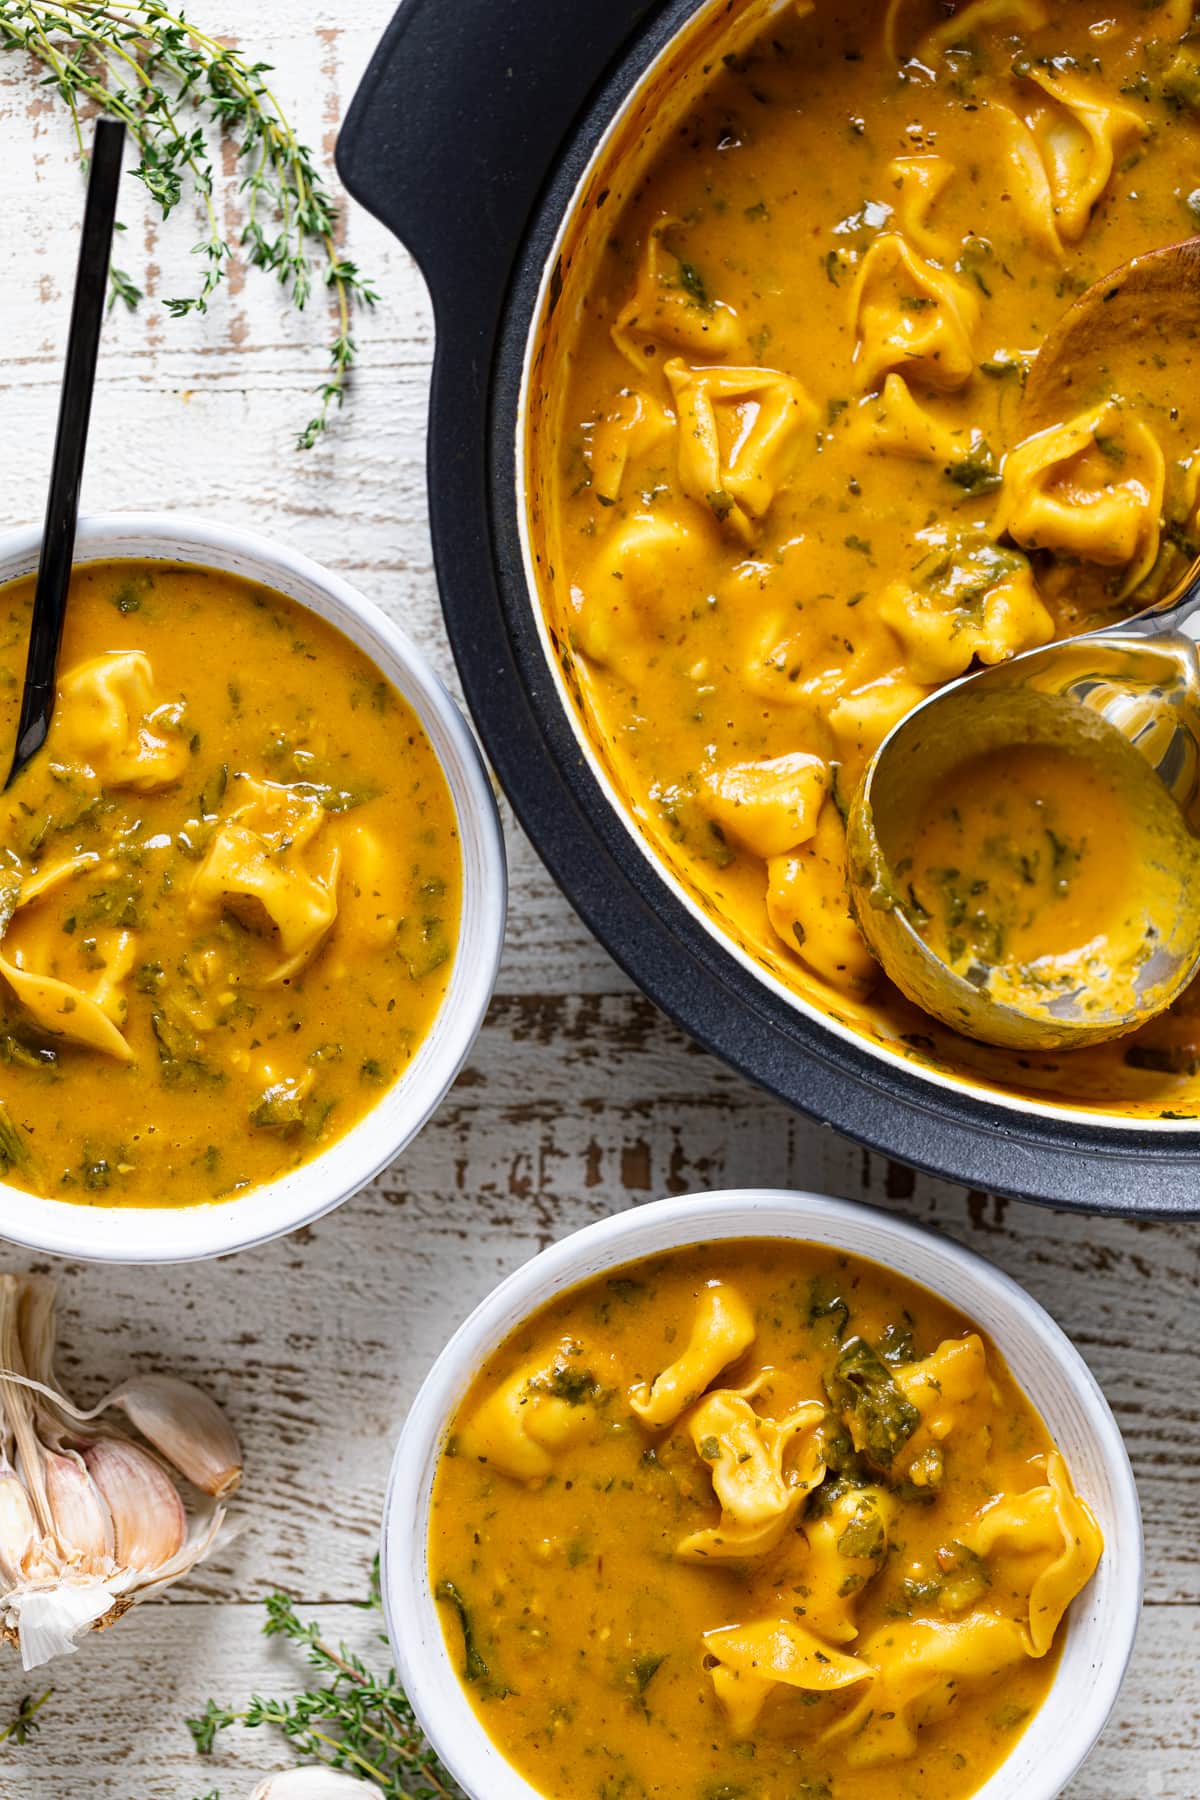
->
[7, 118, 124, 787]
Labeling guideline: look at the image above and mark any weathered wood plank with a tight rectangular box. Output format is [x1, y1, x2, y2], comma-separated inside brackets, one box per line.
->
[1, 994, 1190, 1608]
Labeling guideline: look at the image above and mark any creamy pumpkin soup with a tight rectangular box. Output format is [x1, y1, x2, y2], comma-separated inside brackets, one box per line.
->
[892, 732, 1200, 1021]
[0, 559, 461, 1207]
[430, 1242, 1101, 1800]
[529, 0, 1200, 1114]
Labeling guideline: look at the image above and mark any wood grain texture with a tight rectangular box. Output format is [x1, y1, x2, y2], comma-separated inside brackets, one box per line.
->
[0, 6, 1195, 1796]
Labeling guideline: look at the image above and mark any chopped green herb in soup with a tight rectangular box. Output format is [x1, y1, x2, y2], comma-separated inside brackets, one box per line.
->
[0, 559, 461, 1207]
[429, 1241, 1103, 1800]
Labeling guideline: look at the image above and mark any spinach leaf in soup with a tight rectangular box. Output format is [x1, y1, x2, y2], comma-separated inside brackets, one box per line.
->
[826, 1336, 921, 1469]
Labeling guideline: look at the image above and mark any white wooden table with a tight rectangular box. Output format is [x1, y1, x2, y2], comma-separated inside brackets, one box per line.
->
[0, 9, 1196, 1796]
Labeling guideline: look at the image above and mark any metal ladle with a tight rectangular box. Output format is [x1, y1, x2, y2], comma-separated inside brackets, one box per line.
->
[847, 238, 1200, 1053]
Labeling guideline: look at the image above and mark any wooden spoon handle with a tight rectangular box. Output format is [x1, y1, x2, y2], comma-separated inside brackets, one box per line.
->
[6, 118, 125, 789]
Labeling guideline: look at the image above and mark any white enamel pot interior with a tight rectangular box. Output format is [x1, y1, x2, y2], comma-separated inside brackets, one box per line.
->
[0, 513, 506, 1263]
[381, 1189, 1143, 1800]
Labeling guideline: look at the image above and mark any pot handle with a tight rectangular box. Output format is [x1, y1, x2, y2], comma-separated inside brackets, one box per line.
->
[336, 0, 651, 307]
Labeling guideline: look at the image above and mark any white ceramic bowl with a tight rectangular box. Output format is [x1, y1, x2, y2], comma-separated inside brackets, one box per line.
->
[0, 513, 506, 1263]
[382, 1189, 1143, 1800]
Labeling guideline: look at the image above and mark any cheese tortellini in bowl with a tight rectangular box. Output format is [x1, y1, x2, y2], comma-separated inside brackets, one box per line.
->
[0, 521, 505, 1258]
[394, 1195, 1140, 1800]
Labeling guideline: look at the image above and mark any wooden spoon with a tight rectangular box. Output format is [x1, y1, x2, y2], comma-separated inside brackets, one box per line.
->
[1019, 235, 1200, 436]
[5, 119, 125, 790]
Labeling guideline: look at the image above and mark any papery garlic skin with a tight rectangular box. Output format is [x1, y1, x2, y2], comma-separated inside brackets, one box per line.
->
[248, 1771, 385, 1798]
[8, 1580, 118, 1670]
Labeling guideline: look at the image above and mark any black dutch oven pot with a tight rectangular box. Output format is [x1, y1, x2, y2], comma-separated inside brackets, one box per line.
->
[336, 0, 1200, 1216]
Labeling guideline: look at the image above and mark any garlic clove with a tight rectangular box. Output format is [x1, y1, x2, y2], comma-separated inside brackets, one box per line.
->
[43, 1448, 113, 1564]
[108, 1373, 242, 1499]
[248, 1772, 385, 1798]
[127, 1498, 228, 1599]
[82, 1440, 185, 1570]
[0, 1465, 38, 1588]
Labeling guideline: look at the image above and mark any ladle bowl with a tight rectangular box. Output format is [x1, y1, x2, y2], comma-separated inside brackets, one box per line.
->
[848, 587, 1200, 1050]
[849, 235, 1200, 1052]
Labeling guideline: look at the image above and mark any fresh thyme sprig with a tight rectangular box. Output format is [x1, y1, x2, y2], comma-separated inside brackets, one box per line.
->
[188, 1563, 465, 1800]
[0, 0, 378, 447]
[0, 1687, 52, 1745]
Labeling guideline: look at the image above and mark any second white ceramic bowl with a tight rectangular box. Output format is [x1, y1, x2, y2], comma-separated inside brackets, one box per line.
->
[382, 1189, 1142, 1800]
[0, 514, 507, 1263]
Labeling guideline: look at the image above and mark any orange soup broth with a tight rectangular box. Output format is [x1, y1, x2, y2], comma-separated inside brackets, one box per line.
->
[429, 1242, 1064, 1800]
[528, 0, 1200, 1116]
[0, 560, 462, 1207]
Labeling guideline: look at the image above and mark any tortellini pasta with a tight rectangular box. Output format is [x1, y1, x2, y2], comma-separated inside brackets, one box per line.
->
[793, 1484, 897, 1642]
[676, 1388, 825, 1560]
[743, 601, 891, 713]
[54, 651, 190, 792]
[958, 1450, 1104, 1654]
[629, 1282, 756, 1427]
[663, 360, 817, 541]
[845, 374, 973, 466]
[1019, 65, 1146, 247]
[457, 1341, 602, 1484]
[189, 776, 341, 985]
[766, 808, 878, 995]
[892, 1332, 995, 1484]
[569, 510, 721, 676]
[997, 403, 1167, 595]
[0, 855, 136, 1062]
[886, 155, 957, 263]
[612, 215, 742, 370]
[825, 1613, 1028, 1765]
[324, 821, 404, 974]
[878, 544, 1054, 682]
[586, 386, 674, 506]
[827, 670, 934, 769]
[701, 752, 827, 860]
[914, 0, 1048, 61]
[703, 1617, 871, 1737]
[0, 849, 136, 1058]
[852, 234, 979, 393]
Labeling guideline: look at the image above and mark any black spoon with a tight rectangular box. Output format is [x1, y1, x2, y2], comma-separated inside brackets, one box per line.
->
[5, 118, 125, 790]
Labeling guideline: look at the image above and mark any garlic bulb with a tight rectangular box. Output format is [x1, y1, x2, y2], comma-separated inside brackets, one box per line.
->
[0, 1272, 242, 1669]
[249, 1773, 384, 1798]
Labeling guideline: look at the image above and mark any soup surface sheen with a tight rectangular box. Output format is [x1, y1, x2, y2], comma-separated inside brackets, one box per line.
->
[430, 1241, 1102, 1800]
[532, 0, 1200, 1115]
[0, 559, 461, 1207]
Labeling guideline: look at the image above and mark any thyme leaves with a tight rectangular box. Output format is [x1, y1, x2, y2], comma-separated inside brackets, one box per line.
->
[0, 1, 378, 447]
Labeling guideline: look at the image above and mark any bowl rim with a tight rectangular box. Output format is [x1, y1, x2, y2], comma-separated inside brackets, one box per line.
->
[0, 511, 507, 1264]
[380, 1188, 1144, 1800]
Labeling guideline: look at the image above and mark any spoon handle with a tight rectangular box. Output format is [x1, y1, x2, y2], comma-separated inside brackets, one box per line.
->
[6, 118, 125, 789]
